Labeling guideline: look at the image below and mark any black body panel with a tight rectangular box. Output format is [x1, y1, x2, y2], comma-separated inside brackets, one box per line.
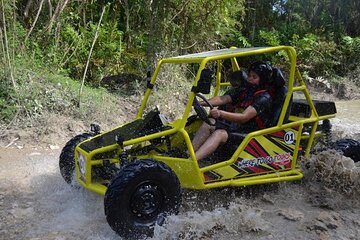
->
[291, 99, 337, 117]
[79, 110, 168, 153]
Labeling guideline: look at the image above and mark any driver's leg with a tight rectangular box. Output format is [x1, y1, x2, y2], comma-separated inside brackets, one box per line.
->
[195, 129, 228, 161]
[192, 118, 216, 151]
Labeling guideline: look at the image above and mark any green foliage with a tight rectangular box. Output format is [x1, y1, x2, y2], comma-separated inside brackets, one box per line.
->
[2, 0, 360, 126]
[0, 53, 128, 125]
[291, 33, 341, 77]
[228, 31, 251, 48]
[259, 30, 281, 46]
[339, 36, 360, 71]
[0, 74, 17, 123]
[58, 21, 126, 82]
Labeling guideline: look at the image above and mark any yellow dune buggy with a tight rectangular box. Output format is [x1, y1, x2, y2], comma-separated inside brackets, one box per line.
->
[59, 46, 350, 238]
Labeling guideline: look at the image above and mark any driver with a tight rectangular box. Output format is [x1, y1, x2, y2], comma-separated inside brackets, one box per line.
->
[192, 62, 273, 161]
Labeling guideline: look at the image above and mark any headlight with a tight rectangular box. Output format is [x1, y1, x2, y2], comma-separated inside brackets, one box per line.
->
[78, 153, 86, 177]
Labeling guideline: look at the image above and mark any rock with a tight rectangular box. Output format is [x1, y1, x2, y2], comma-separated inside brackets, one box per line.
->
[352, 219, 360, 227]
[0, 229, 9, 235]
[318, 232, 330, 240]
[316, 211, 342, 230]
[307, 211, 343, 234]
[9, 206, 34, 218]
[277, 208, 304, 221]
[336, 83, 346, 99]
[49, 144, 60, 150]
[29, 152, 41, 156]
[261, 194, 275, 204]
[307, 221, 328, 232]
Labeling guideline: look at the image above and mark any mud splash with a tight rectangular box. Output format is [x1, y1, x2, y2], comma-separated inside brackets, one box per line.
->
[152, 154, 360, 239]
[304, 150, 360, 196]
[0, 150, 118, 240]
[2, 151, 358, 240]
[153, 202, 268, 239]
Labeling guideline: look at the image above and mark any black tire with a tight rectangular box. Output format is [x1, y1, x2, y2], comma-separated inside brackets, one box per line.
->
[333, 138, 360, 162]
[104, 159, 181, 239]
[59, 133, 94, 184]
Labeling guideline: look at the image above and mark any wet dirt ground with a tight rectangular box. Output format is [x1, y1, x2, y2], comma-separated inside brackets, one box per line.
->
[1, 101, 359, 240]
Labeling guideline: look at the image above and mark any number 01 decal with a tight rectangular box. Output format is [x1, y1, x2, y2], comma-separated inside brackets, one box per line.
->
[284, 131, 295, 144]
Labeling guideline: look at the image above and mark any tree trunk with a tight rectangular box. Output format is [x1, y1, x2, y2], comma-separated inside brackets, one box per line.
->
[47, 0, 53, 19]
[23, 0, 33, 23]
[78, 6, 106, 108]
[23, 0, 45, 45]
[0, 27, 6, 64]
[45, 0, 69, 33]
[1, 0, 16, 91]
[120, 0, 130, 47]
[147, 0, 165, 70]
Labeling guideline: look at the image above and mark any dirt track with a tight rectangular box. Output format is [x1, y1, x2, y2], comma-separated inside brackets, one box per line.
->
[1, 100, 360, 239]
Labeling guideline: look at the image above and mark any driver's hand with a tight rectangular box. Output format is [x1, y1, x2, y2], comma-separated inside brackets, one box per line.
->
[192, 100, 205, 106]
[210, 107, 221, 119]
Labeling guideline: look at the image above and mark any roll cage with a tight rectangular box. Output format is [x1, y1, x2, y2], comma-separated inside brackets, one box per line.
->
[74, 46, 336, 194]
[138, 46, 334, 159]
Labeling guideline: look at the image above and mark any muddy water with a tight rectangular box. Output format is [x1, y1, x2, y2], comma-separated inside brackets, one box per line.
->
[1, 101, 360, 240]
[331, 100, 360, 139]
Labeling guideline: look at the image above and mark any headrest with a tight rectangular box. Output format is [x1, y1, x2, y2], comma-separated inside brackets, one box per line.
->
[200, 68, 212, 81]
[271, 67, 286, 87]
[196, 68, 212, 94]
[229, 70, 247, 87]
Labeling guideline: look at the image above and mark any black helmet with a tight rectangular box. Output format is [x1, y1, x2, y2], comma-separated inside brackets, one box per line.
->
[248, 61, 273, 86]
[229, 70, 247, 87]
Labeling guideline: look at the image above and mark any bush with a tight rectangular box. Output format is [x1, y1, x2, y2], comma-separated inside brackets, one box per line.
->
[291, 33, 341, 77]
[339, 36, 360, 73]
[0, 74, 18, 123]
[0, 53, 132, 127]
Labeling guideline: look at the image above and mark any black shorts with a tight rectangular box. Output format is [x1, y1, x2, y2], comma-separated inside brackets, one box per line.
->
[215, 119, 256, 144]
[215, 119, 256, 132]
[215, 120, 239, 132]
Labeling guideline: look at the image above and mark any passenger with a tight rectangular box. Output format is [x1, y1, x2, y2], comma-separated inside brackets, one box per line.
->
[192, 62, 274, 161]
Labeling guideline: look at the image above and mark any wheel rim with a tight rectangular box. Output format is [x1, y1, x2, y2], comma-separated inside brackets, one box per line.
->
[130, 181, 164, 222]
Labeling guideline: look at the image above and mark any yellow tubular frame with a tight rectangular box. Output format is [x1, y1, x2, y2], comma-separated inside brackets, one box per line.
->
[75, 46, 336, 194]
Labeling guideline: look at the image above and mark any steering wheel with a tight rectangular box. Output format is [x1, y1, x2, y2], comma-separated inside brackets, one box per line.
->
[193, 93, 214, 125]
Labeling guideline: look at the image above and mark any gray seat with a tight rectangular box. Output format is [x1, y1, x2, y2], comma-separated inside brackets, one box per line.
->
[271, 86, 292, 126]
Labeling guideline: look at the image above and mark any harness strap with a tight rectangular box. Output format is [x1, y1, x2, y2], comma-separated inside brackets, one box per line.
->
[240, 89, 268, 129]
[255, 116, 266, 129]
[227, 88, 269, 130]
[253, 90, 268, 129]
[254, 89, 267, 96]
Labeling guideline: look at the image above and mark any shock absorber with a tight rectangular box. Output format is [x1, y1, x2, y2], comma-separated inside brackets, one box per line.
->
[322, 119, 332, 147]
[119, 151, 129, 169]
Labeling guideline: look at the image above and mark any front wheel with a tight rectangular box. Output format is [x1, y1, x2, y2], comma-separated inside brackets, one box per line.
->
[104, 159, 181, 239]
[59, 133, 94, 184]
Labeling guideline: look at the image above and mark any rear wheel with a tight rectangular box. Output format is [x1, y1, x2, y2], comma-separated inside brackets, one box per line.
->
[59, 133, 94, 184]
[104, 159, 181, 239]
[333, 138, 360, 162]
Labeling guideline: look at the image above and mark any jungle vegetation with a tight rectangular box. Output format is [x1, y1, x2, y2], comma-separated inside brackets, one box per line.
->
[1, 0, 360, 124]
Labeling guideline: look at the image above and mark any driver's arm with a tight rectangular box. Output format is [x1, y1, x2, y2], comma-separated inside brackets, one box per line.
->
[211, 106, 257, 123]
[210, 92, 272, 124]
[201, 95, 232, 107]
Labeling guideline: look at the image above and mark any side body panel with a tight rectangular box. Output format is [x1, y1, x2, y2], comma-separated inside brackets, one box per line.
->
[203, 127, 301, 182]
